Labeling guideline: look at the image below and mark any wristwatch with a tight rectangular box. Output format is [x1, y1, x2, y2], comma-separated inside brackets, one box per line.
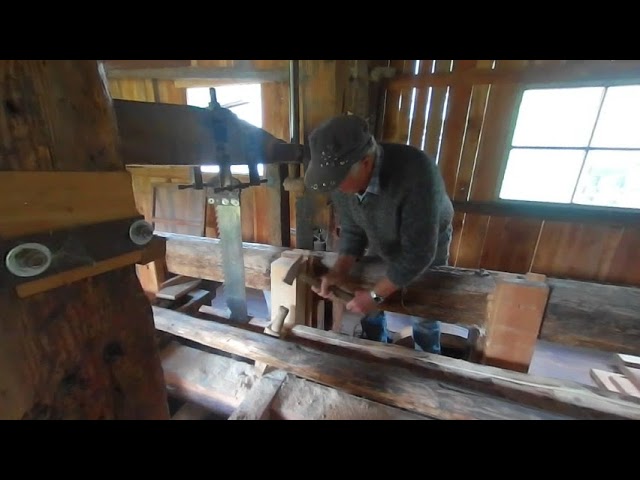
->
[370, 290, 384, 304]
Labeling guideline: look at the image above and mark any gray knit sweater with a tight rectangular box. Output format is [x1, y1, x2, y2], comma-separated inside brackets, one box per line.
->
[331, 143, 454, 288]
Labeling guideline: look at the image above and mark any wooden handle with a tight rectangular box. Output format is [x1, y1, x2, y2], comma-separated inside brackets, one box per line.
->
[299, 273, 354, 303]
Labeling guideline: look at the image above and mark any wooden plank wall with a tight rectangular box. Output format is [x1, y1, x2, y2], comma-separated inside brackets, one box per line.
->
[381, 60, 640, 287]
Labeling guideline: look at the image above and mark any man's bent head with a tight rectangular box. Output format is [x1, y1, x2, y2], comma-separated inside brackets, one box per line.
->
[304, 114, 375, 193]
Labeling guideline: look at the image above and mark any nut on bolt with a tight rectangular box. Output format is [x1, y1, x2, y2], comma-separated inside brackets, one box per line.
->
[5, 242, 53, 278]
[129, 220, 154, 246]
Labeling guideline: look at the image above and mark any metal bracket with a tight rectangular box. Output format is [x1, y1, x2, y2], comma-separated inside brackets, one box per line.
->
[1, 216, 152, 292]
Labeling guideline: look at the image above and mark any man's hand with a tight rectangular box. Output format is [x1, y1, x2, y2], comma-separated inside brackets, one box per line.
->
[311, 270, 348, 300]
[346, 289, 378, 315]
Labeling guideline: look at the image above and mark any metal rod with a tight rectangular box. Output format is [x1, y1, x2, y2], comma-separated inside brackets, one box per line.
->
[289, 60, 300, 145]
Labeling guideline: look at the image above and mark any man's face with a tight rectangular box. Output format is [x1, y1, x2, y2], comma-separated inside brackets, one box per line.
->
[338, 156, 374, 194]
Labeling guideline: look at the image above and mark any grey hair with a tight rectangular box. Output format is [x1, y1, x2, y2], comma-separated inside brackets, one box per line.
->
[347, 137, 377, 177]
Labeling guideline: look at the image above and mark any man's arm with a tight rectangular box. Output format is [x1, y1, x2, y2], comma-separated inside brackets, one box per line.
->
[332, 194, 367, 260]
[384, 167, 440, 291]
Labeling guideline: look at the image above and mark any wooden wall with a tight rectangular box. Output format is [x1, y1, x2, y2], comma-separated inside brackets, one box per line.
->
[380, 60, 640, 287]
[110, 60, 640, 289]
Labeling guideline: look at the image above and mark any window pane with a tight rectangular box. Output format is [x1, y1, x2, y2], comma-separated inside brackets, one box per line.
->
[590, 85, 640, 148]
[573, 150, 640, 208]
[499, 148, 586, 203]
[511, 87, 604, 147]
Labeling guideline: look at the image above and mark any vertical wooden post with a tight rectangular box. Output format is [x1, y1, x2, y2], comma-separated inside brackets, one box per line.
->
[480, 274, 550, 373]
[0, 60, 169, 420]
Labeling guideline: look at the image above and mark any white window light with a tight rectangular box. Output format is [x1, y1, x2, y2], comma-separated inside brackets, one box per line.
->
[499, 85, 640, 209]
[186, 84, 264, 176]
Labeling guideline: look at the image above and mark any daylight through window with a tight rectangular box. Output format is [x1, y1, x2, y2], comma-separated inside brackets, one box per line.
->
[186, 84, 264, 176]
[499, 85, 640, 209]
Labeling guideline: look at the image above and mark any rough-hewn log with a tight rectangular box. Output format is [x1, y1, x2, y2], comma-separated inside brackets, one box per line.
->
[288, 326, 640, 420]
[153, 306, 569, 420]
[542, 278, 640, 353]
[161, 232, 286, 291]
[161, 235, 640, 355]
[0, 60, 169, 420]
[161, 342, 428, 420]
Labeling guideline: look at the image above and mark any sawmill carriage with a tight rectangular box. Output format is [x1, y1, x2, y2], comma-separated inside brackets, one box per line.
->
[2, 59, 640, 420]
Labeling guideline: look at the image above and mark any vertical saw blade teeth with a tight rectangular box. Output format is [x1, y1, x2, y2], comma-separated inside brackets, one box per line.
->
[213, 193, 249, 322]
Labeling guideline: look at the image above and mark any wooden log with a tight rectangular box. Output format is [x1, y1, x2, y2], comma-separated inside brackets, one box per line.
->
[160, 235, 640, 354]
[192, 305, 640, 420]
[161, 342, 428, 420]
[287, 326, 640, 420]
[161, 232, 286, 291]
[153, 306, 570, 420]
[0, 60, 169, 420]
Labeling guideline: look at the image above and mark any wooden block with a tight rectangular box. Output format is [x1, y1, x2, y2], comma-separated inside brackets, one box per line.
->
[482, 277, 550, 373]
[619, 366, 640, 390]
[176, 289, 212, 315]
[228, 370, 288, 420]
[156, 276, 202, 301]
[0, 171, 140, 239]
[393, 326, 415, 349]
[610, 375, 640, 398]
[590, 369, 625, 393]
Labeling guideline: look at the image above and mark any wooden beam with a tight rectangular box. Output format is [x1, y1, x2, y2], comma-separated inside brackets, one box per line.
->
[228, 370, 287, 420]
[452, 200, 640, 227]
[161, 232, 285, 291]
[161, 342, 428, 420]
[159, 234, 640, 354]
[153, 306, 571, 420]
[287, 325, 640, 420]
[0, 60, 168, 420]
[195, 306, 640, 420]
[387, 60, 640, 90]
[113, 99, 304, 167]
[106, 66, 289, 83]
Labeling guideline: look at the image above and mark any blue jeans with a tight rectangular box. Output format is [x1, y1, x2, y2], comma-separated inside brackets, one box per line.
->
[360, 311, 441, 354]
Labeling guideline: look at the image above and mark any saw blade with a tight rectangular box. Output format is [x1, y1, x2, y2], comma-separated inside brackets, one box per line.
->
[213, 191, 248, 322]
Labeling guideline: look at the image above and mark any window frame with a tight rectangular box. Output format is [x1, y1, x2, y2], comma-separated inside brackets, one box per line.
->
[492, 83, 640, 220]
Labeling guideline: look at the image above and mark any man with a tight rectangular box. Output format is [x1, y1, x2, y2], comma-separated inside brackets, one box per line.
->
[303, 114, 454, 354]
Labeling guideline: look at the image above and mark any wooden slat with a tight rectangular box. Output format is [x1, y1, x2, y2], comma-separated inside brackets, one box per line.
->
[449, 61, 494, 266]
[438, 60, 475, 194]
[153, 306, 569, 420]
[407, 60, 433, 148]
[479, 217, 543, 273]
[424, 60, 452, 160]
[387, 60, 640, 90]
[604, 227, 640, 286]
[531, 222, 625, 281]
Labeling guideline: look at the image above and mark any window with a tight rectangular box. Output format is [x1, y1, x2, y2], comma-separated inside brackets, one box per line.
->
[499, 85, 640, 209]
[186, 84, 264, 176]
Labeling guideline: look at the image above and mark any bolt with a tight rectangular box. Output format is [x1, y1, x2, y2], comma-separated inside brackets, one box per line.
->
[129, 220, 154, 246]
[222, 198, 229, 205]
[207, 198, 215, 205]
[5, 243, 52, 278]
[231, 199, 240, 206]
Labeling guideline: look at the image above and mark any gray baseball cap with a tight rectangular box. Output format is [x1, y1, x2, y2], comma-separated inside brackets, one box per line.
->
[304, 114, 373, 192]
